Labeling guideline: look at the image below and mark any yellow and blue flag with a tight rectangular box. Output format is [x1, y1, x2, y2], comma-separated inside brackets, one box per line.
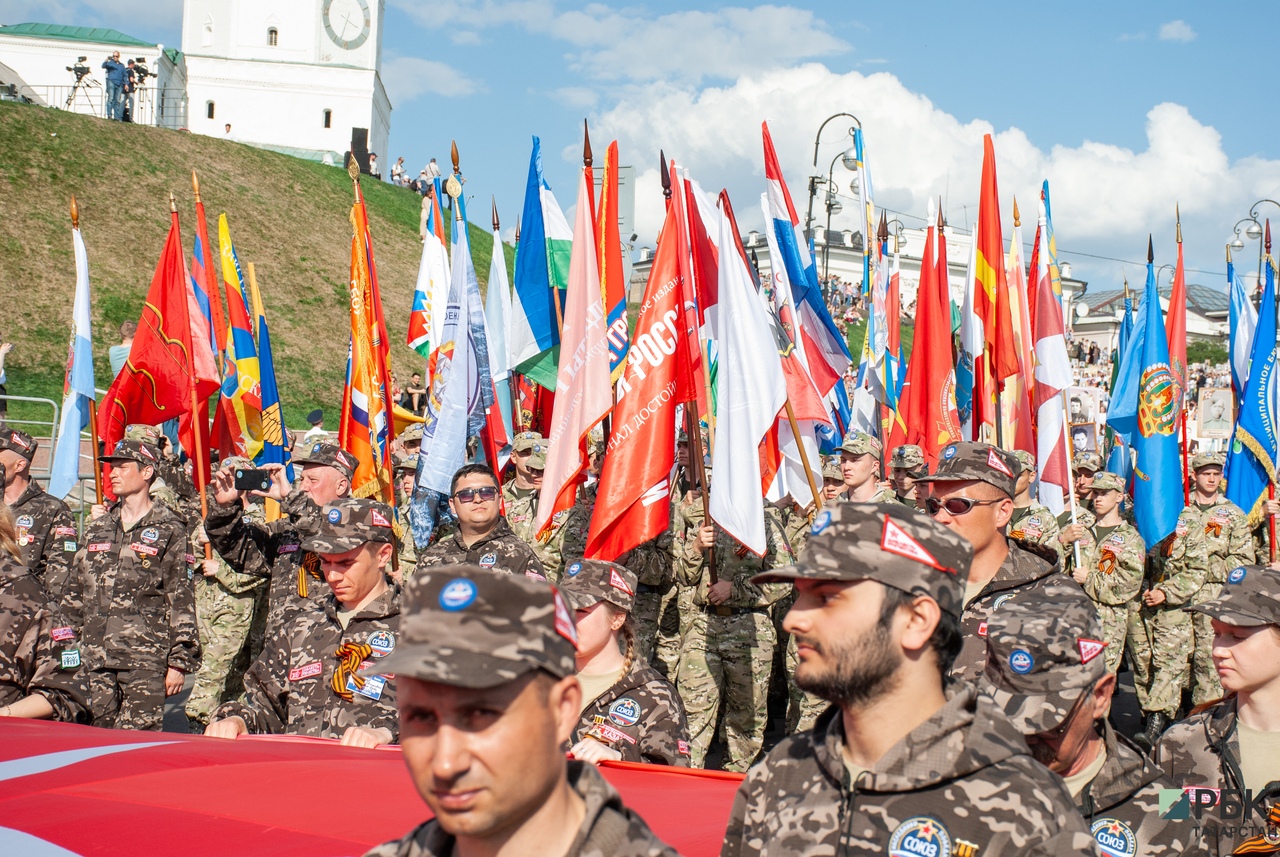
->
[1225, 255, 1278, 524]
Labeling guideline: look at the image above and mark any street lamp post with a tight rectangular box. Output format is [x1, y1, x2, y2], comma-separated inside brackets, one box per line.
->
[820, 149, 860, 282]
[1247, 199, 1280, 287]
[804, 112, 861, 243]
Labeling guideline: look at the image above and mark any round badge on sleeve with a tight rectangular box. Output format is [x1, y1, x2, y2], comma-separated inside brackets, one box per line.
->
[1091, 818, 1137, 857]
[1009, 649, 1035, 674]
[608, 697, 641, 727]
[1228, 567, 1247, 584]
[566, 562, 582, 577]
[888, 817, 952, 857]
[367, 630, 395, 657]
[810, 509, 833, 536]
[327, 508, 342, 523]
[439, 578, 478, 611]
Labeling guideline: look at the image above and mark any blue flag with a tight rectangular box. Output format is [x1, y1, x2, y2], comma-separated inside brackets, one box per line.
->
[1229, 256, 1259, 402]
[1225, 259, 1278, 523]
[251, 281, 293, 482]
[1106, 253, 1182, 546]
[50, 226, 96, 499]
[1105, 294, 1134, 481]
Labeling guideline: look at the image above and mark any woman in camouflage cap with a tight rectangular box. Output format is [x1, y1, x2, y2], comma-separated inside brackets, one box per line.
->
[559, 559, 691, 767]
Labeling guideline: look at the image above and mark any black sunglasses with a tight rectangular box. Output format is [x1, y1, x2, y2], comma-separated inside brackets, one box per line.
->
[453, 486, 498, 503]
[924, 497, 1000, 517]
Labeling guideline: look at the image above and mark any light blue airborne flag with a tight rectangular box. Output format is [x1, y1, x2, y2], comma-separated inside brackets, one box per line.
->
[50, 223, 96, 498]
[1228, 253, 1259, 402]
[1106, 246, 1182, 546]
[1105, 291, 1135, 481]
[1225, 257, 1278, 523]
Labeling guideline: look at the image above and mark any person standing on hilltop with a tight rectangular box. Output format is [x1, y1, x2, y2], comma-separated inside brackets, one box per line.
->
[108, 322, 135, 379]
[101, 51, 126, 120]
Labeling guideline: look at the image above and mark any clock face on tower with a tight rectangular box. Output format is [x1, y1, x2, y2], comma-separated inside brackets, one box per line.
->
[322, 0, 371, 50]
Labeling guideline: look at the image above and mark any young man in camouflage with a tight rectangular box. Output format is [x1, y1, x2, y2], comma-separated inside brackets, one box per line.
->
[979, 591, 1197, 855]
[1008, 448, 1063, 563]
[838, 431, 897, 504]
[1154, 565, 1280, 856]
[887, 443, 926, 508]
[1067, 471, 1145, 674]
[1130, 500, 1210, 749]
[393, 453, 419, 577]
[416, 464, 546, 579]
[1187, 452, 1254, 705]
[676, 475, 795, 771]
[64, 438, 200, 730]
[362, 565, 679, 857]
[205, 497, 401, 746]
[722, 502, 1096, 857]
[502, 432, 573, 580]
[918, 441, 1093, 681]
[0, 427, 78, 601]
[206, 441, 357, 636]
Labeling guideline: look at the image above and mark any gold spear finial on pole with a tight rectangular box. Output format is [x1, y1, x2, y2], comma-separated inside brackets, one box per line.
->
[347, 157, 360, 183]
[492, 196, 499, 232]
[70, 195, 79, 229]
[1176, 203, 1182, 244]
[192, 170, 202, 203]
[583, 119, 593, 168]
[451, 140, 460, 175]
[1012, 196, 1020, 228]
[169, 191, 177, 213]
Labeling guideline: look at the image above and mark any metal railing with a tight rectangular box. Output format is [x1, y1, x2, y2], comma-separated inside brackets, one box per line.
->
[26, 81, 188, 129]
[0, 394, 100, 532]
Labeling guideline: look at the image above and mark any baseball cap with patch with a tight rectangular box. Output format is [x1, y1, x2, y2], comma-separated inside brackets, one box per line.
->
[99, 438, 162, 467]
[1012, 449, 1035, 475]
[1090, 471, 1125, 493]
[0, 427, 37, 461]
[889, 444, 926, 475]
[840, 430, 882, 458]
[1185, 565, 1280, 627]
[362, 564, 578, 688]
[294, 442, 357, 480]
[526, 440, 549, 470]
[394, 452, 419, 473]
[397, 423, 424, 443]
[302, 497, 396, 553]
[559, 559, 637, 613]
[1073, 452, 1103, 474]
[752, 502, 973, 617]
[512, 431, 544, 453]
[918, 441, 1018, 498]
[979, 590, 1109, 735]
[1191, 452, 1225, 471]
[123, 423, 164, 446]
[821, 458, 843, 481]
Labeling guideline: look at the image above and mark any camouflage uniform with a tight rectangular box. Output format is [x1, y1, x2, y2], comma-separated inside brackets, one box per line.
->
[1077, 524, 1146, 675]
[778, 507, 827, 735]
[629, 532, 676, 669]
[839, 431, 897, 505]
[364, 762, 680, 857]
[502, 483, 572, 581]
[1, 428, 79, 602]
[63, 441, 200, 730]
[212, 498, 402, 739]
[654, 487, 703, 680]
[574, 657, 691, 766]
[1009, 449, 1062, 563]
[675, 509, 794, 771]
[0, 552, 90, 722]
[393, 453, 419, 576]
[1189, 475, 1253, 705]
[888, 444, 926, 508]
[184, 505, 270, 729]
[721, 685, 1096, 857]
[1129, 505, 1209, 719]
[414, 518, 547, 580]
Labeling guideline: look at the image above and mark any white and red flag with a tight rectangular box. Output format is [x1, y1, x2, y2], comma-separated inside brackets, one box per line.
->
[1032, 200, 1073, 514]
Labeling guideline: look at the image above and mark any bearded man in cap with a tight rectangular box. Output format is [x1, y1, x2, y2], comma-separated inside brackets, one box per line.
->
[206, 441, 357, 635]
[0, 426, 78, 599]
[205, 497, 400, 746]
[63, 438, 200, 729]
[720, 503, 1095, 857]
[362, 565, 679, 857]
[980, 591, 1197, 856]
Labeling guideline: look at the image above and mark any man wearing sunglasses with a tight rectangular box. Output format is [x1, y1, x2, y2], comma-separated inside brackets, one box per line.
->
[917, 441, 1093, 681]
[980, 592, 1195, 855]
[415, 464, 547, 580]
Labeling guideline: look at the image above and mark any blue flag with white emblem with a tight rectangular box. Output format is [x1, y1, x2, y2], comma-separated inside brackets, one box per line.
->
[1225, 258, 1278, 524]
[1106, 251, 1182, 546]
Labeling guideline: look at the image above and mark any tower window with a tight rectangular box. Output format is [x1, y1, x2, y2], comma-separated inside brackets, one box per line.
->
[206, 101, 215, 119]
[202, 15, 213, 47]
[323, 109, 332, 128]
[267, 27, 278, 46]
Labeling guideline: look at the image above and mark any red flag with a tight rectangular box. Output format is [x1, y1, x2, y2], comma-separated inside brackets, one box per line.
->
[586, 202, 697, 559]
[1032, 202, 1073, 514]
[973, 135, 1019, 432]
[1166, 211, 1188, 408]
[888, 213, 961, 465]
[99, 209, 211, 490]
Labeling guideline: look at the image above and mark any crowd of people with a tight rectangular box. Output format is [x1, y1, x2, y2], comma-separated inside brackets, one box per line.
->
[1, 392, 1278, 854]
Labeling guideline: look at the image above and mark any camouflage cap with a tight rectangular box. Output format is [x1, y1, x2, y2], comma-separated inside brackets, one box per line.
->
[1012, 449, 1035, 475]
[362, 564, 578, 688]
[1185, 565, 1280, 627]
[839, 430, 882, 458]
[99, 438, 162, 468]
[889, 444, 926, 475]
[752, 502, 973, 617]
[1073, 452, 1103, 474]
[918, 441, 1018, 499]
[821, 458, 844, 481]
[1090, 471, 1125, 493]
[294, 441, 357, 481]
[0, 427, 37, 461]
[1191, 452, 1225, 471]
[587, 426, 606, 458]
[559, 559, 637, 613]
[394, 452, 419, 473]
[301, 497, 396, 553]
[397, 423, 424, 443]
[979, 590, 1109, 735]
[220, 455, 254, 471]
[512, 431, 544, 453]
[123, 424, 164, 446]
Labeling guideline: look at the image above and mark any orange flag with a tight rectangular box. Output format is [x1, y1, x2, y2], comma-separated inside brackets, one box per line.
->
[973, 135, 1019, 436]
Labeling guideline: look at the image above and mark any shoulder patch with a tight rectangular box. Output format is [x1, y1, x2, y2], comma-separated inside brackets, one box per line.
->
[1091, 818, 1137, 857]
[608, 697, 641, 727]
[888, 817, 952, 857]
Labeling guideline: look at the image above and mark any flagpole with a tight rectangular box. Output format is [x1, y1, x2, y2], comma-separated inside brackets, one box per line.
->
[1060, 389, 1082, 569]
[1175, 210, 1190, 504]
[71, 195, 103, 505]
[1268, 224, 1277, 563]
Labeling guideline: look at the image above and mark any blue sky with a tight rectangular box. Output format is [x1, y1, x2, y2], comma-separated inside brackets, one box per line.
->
[8, 1, 1280, 289]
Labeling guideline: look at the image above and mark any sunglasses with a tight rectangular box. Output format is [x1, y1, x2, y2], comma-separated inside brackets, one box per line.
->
[924, 497, 1000, 517]
[453, 486, 498, 503]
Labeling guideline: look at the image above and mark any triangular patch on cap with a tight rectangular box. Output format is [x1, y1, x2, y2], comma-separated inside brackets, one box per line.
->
[881, 517, 944, 571]
[987, 449, 1013, 477]
[1077, 638, 1107, 664]
[370, 509, 390, 527]
[609, 568, 634, 595]
[552, 588, 579, 648]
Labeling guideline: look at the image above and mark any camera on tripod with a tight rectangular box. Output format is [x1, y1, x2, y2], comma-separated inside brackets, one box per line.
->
[133, 57, 156, 82]
[65, 56, 90, 81]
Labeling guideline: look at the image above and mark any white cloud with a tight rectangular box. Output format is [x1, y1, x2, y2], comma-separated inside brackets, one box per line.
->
[450, 30, 482, 45]
[381, 55, 482, 105]
[1158, 20, 1196, 42]
[591, 64, 1280, 282]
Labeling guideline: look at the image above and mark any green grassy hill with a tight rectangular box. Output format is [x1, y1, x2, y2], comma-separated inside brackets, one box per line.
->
[0, 100, 513, 430]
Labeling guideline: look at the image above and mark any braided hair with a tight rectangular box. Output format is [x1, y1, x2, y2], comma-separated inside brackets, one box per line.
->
[606, 604, 637, 676]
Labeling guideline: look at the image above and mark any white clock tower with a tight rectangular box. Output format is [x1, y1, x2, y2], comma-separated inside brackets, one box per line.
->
[181, 0, 390, 162]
